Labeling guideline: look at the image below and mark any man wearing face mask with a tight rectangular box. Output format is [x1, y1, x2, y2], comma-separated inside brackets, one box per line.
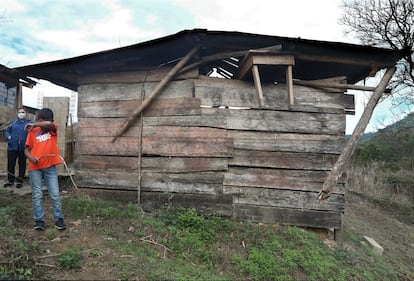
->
[4, 107, 33, 188]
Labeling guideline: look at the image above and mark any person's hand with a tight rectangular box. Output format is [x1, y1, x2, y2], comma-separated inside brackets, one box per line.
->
[29, 157, 39, 164]
[24, 123, 34, 131]
[7, 136, 11, 140]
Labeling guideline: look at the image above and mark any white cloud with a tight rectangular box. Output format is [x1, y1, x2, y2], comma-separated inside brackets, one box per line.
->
[173, 0, 352, 43]
[2, 0, 406, 131]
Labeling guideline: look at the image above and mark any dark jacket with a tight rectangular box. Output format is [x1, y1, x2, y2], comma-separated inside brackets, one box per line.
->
[4, 119, 33, 151]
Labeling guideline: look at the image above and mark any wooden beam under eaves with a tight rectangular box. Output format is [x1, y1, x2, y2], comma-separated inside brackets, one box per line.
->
[293, 79, 378, 92]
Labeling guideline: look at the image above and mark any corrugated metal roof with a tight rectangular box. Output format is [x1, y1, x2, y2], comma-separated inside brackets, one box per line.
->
[15, 29, 402, 91]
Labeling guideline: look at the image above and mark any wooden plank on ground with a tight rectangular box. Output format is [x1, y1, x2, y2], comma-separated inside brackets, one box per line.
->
[229, 150, 338, 170]
[78, 97, 201, 118]
[78, 79, 195, 102]
[233, 204, 342, 229]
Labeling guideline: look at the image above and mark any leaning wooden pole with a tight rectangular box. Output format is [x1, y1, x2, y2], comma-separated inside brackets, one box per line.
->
[318, 66, 396, 200]
[111, 44, 201, 143]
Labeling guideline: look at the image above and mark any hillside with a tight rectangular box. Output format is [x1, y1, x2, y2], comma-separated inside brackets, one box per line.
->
[0, 180, 413, 280]
[0, 113, 413, 280]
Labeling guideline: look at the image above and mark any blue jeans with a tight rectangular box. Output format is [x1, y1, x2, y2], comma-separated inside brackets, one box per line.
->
[29, 166, 64, 222]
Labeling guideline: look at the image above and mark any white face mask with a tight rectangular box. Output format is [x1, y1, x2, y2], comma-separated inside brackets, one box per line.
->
[17, 112, 26, 119]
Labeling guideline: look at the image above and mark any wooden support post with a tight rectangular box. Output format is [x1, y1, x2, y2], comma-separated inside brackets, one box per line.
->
[286, 65, 294, 108]
[252, 65, 264, 107]
[17, 82, 23, 109]
[238, 51, 295, 109]
[318, 66, 396, 200]
[111, 44, 200, 143]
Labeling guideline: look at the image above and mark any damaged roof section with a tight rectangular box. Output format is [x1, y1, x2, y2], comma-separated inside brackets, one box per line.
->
[15, 29, 402, 91]
[0, 64, 36, 88]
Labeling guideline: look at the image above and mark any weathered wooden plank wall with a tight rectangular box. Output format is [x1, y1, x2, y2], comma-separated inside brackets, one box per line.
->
[75, 72, 348, 229]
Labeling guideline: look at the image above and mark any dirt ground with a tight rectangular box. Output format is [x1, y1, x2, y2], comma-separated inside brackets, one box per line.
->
[343, 190, 414, 280]
[2, 180, 414, 280]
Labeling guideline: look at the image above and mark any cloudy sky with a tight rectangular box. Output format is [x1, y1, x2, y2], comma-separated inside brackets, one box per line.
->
[1, 0, 409, 133]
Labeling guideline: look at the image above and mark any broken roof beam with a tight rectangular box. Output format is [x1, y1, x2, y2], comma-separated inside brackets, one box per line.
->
[178, 45, 282, 74]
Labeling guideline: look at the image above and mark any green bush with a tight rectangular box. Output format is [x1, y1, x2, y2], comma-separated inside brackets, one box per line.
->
[57, 247, 83, 270]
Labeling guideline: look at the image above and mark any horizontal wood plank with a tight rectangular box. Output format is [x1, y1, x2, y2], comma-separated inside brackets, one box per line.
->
[78, 79, 195, 102]
[143, 136, 233, 157]
[229, 150, 338, 170]
[75, 155, 139, 171]
[223, 167, 345, 191]
[143, 115, 227, 128]
[78, 97, 201, 118]
[75, 155, 227, 172]
[201, 108, 345, 134]
[75, 170, 225, 195]
[233, 204, 342, 229]
[228, 131, 346, 154]
[142, 157, 228, 172]
[227, 186, 344, 211]
[78, 67, 198, 85]
[140, 191, 233, 217]
[76, 135, 233, 157]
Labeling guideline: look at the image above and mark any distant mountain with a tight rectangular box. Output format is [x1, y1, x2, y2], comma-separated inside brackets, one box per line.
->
[351, 111, 414, 165]
[345, 131, 375, 143]
[346, 112, 414, 143]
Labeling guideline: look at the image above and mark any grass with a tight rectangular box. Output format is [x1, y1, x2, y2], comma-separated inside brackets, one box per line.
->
[0, 190, 404, 281]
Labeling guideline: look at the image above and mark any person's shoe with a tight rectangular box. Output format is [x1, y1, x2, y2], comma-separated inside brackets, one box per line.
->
[3, 182, 13, 188]
[34, 220, 45, 230]
[16, 183, 22, 188]
[55, 218, 67, 230]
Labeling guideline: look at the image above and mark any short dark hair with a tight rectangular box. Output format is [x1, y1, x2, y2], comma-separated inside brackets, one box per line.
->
[37, 108, 54, 121]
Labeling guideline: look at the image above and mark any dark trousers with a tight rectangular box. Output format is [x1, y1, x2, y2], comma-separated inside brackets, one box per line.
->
[7, 150, 27, 183]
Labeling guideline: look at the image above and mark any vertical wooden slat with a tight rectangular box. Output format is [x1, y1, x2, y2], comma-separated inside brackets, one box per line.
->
[286, 65, 294, 109]
[252, 65, 264, 107]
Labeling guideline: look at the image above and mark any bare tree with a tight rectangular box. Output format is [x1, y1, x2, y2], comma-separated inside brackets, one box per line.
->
[340, 0, 414, 100]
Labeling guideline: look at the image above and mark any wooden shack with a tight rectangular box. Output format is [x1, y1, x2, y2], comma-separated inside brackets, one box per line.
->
[16, 29, 402, 236]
